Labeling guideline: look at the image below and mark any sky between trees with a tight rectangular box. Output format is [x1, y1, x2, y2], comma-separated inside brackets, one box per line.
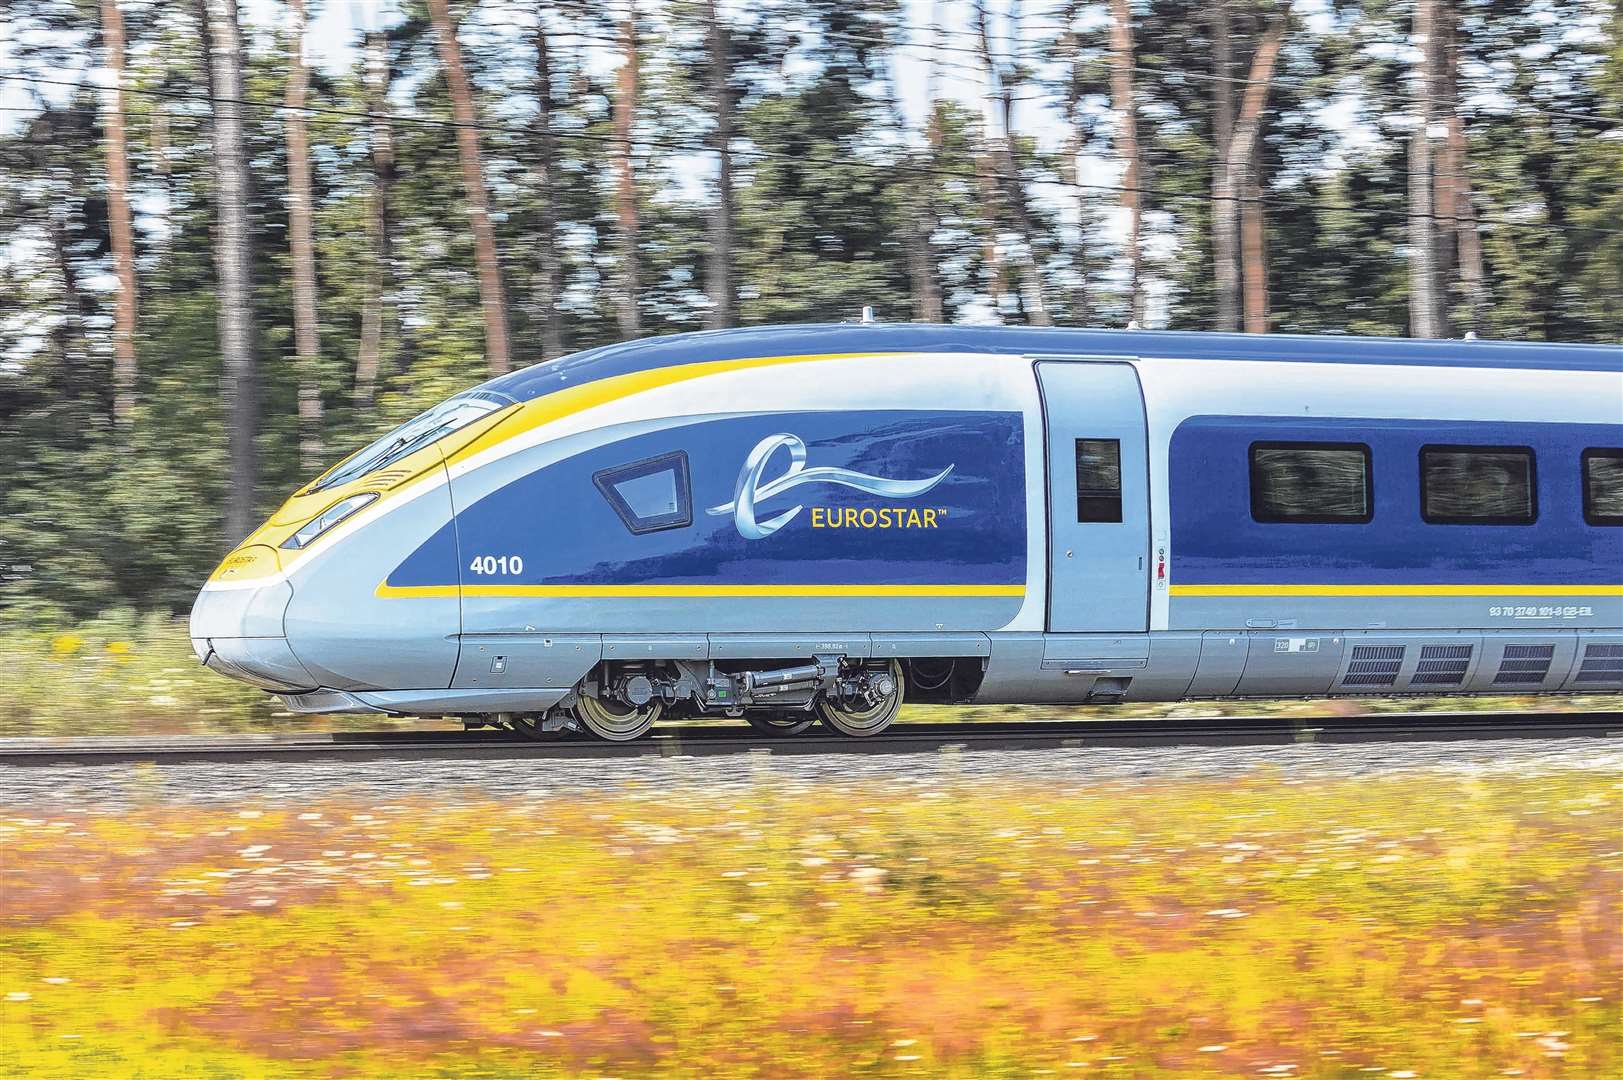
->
[0, 0, 1618, 618]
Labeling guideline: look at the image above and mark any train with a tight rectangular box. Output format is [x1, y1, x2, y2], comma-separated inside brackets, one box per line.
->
[190, 324, 1623, 740]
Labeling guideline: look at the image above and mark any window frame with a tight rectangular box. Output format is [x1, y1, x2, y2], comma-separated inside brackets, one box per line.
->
[1419, 444, 1538, 526]
[592, 450, 693, 535]
[1581, 447, 1623, 527]
[1248, 440, 1375, 525]
[1074, 437, 1124, 524]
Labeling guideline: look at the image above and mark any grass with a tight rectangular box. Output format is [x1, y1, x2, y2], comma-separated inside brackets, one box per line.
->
[0, 614, 436, 736]
[1, 616, 1617, 738]
[2, 765, 1620, 1077]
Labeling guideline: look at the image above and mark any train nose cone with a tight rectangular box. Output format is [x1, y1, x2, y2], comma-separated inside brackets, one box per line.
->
[190, 546, 319, 693]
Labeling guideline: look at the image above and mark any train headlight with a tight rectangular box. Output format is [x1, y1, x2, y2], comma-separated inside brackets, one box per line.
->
[280, 493, 378, 551]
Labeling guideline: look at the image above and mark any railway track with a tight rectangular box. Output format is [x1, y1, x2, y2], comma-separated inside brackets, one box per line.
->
[1, 711, 1620, 767]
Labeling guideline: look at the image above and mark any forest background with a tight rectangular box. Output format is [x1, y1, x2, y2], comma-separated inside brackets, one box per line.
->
[1, 0, 1619, 632]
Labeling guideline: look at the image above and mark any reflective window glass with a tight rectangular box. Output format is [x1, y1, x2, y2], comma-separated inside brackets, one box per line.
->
[1075, 438, 1123, 523]
[1421, 446, 1535, 524]
[593, 451, 692, 534]
[1250, 443, 1372, 523]
[1583, 449, 1623, 526]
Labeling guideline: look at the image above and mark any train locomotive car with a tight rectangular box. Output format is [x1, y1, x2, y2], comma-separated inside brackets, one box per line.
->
[191, 325, 1623, 740]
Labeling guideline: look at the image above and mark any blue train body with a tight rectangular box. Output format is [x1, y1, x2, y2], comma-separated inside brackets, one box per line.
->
[190, 324, 1623, 739]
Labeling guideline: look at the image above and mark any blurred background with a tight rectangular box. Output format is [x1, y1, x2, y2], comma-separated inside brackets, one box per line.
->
[3, 9, 1621, 1075]
[0, 0, 1619, 727]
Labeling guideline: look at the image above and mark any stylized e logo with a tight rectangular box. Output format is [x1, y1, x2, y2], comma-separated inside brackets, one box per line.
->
[707, 432, 954, 540]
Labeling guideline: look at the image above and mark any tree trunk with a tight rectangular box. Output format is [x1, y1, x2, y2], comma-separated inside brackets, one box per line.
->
[1061, 123, 1093, 325]
[427, 0, 510, 374]
[970, 2, 1008, 320]
[1210, 1, 1238, 331]
[355, 31, 394, 407]
[613, 11, 641, 338]
[1106, 0, 1143, 324]
[704, 0, 735, 329]
[921, 10, 945, 321]
[48, 211, 88, 402]
[204, 0, 257, 544]
[1057, 3, 1092, 325]
[1438, 0, 1486, 333]
[531, 20, 564, 361]
[1216, 9, 1287, 334]
[975, 0, 1050, 326]
[894, 41, 941, 323]
[1241, 144, 1269, 332]
[1409, 0, 1444, 337]
[285, 0, 322, 470]
[101, 0, 138, 427]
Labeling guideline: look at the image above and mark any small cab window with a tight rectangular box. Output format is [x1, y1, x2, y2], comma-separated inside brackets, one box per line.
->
[1583, 449, 1623, 525]
[1075, 438, 1122, 523]
[1249, 442, 1372, 523]
[1421, 445, 1536, 524]
[593, 451, 692, 534]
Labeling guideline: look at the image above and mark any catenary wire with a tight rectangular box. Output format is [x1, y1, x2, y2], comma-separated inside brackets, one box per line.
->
[3, 71, 1620, 240]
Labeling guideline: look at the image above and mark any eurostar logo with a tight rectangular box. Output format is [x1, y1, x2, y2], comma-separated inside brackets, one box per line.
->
[707, 432, 954, 540]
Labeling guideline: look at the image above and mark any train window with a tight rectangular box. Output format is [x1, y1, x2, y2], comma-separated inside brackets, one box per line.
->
[1420, 446, 1536, 524]
[1583, 449, 1623, 526]
[1074, 438, 1122, 523]
[592, 451, 692, 535]
[1249, 442, 1372, 523]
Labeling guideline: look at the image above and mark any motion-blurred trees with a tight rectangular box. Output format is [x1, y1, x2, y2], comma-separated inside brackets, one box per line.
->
[0, 0, 1619, 620]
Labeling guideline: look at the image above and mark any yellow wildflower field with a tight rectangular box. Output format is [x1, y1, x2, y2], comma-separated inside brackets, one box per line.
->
[2, 766, 1619, 1078]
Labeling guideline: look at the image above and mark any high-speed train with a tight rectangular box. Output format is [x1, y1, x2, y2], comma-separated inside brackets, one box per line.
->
[192, 324, 1623, 740]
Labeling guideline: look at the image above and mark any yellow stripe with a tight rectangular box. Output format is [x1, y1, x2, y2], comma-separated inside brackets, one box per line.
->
[377, 582, 1025, 600]
[1170, 583, 1623, 598]
[446, 351, 917, 467]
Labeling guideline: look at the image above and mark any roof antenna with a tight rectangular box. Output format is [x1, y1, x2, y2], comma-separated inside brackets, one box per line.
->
[1463, 330, 1478, 341]
[1126, 319, 1140, 330]
[860, 305, 876, 324]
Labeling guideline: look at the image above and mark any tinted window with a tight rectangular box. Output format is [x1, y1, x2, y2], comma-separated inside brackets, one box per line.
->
[1583, 449, 1623, 526]
[307, 392, 511, 493]
[1075, 438, 1122, 523]
[1421, 446, 1536, 524]
[593, 451, 692, 534]
[1250, 443, 1372, 523]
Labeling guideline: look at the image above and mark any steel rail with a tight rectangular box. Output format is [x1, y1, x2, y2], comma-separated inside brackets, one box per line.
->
[0, 712, 1619, 767]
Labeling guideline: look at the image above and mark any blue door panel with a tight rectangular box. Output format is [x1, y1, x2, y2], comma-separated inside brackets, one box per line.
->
[1038, 363, 1150, 632]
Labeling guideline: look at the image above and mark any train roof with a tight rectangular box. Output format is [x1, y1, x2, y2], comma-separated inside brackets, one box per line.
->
[481, 323, 1623, 403]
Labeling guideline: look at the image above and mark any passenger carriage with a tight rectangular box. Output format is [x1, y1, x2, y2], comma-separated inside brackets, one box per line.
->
[191, 325, 1623, 740]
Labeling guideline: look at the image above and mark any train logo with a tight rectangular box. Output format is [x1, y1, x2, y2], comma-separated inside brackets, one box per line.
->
[706, 431, 955, 540]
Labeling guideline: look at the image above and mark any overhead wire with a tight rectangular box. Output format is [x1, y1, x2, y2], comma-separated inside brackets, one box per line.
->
[1, 69, 1619, 240]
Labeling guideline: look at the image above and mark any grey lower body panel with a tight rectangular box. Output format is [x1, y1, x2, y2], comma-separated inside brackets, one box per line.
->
[280, 687, 573, 716]
[202, 636, 318, 694]
[971, 628, 1623, 704]
[276, 628, 1623, 717]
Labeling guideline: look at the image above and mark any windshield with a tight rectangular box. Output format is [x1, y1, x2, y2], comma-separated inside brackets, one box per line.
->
[306, 392, 511, 493]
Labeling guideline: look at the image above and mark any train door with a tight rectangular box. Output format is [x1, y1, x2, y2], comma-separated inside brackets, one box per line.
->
[1036, 361, 1150, 632]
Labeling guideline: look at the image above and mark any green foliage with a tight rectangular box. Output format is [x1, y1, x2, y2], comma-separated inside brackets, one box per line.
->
[0, 0, 1618, 622]
[0, 613, 431, 734]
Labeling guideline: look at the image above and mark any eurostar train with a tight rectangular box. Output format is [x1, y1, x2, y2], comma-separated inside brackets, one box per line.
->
[191, 324, 1623, 740]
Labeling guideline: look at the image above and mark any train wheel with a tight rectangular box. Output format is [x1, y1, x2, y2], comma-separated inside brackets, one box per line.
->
[575, 695, 663, 742]
[744, 711, 815, 737]
[816, 659, 904, 737]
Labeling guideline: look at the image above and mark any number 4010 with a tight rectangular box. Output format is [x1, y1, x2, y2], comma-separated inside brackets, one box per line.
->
[469, 554, 523, 576]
